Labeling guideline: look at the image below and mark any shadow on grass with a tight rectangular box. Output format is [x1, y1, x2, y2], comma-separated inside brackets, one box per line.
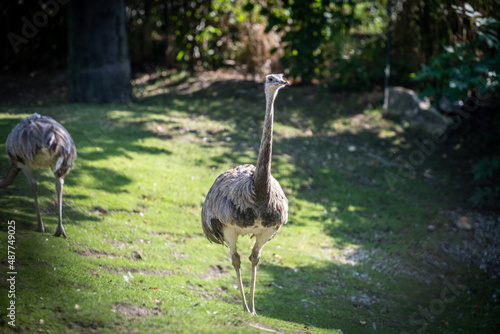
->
[255, 262, 383, 332]
[0, 179, 102, 236]
[0, 230, 114, 332]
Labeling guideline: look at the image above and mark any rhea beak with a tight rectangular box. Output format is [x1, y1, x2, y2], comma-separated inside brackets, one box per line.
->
[276, 73, 290, 86]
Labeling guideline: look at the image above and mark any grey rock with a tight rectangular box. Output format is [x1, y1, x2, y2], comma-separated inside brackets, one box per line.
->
[388, 86, 451, 134]
[438, 95, 454, 114]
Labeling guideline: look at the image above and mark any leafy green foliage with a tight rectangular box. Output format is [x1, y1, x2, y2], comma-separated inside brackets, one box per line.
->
[411, 2, 500, 101]
[263, 0, 359, 82]
[470, 155, 500, 204]
[328, 34, 386, 91]
[127, 0, 255, 70]
[410, 3, 500, 205]
[412, 44, 500, 101]
[472, 156, 500, 182]
[454, 3, 500, 51]
[259, 0, 386, 90]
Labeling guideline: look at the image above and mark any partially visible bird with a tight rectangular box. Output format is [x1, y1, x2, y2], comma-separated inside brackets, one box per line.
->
[201, 74, 290, 314]
[0, 113, 76, 238]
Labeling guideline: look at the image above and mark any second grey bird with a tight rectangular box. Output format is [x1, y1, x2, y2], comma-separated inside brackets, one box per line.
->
[0, 113, 76, 238]
[201, 74, 289, 315]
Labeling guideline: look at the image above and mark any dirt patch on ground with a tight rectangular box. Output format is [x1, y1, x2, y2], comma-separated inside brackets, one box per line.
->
[67, 320, 104, 332]
[331, 209, 500, 279]
[149, 232, 162, 236]
[88, 268, 107, 278]
[440, 209, 500, 277]
[100, 265, 174, 276]
[171, 251, 187, 259]
[111, 302, 162, 317]
[188, 284, 239, 304]
[194, 265, 232, 279]
[75, 249, 145, 261]
[75, 249, 117, 258]
[104, 238, 132, 245]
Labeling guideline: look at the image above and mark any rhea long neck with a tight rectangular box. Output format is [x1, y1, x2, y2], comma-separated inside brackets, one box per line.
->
[254, 87, 279, 196]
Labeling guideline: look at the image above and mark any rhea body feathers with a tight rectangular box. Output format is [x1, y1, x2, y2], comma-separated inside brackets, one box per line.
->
[201, 74, 289, 314]
[0, 113, 76, 237]
[201, 164, 288, 244]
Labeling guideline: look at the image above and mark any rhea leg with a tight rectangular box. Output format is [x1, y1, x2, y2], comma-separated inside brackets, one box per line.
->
[248, 246, 260, 315]
[54, 177, 66, 238]
[22, 168, 44, 233]
[224, 229, 251, 313]
[249, 229, 279, 315]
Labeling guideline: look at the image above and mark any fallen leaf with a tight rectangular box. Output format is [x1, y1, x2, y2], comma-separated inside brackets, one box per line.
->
[456, 216, 473, 230]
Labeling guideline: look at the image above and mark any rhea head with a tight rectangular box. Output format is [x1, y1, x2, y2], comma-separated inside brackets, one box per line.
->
[264, 74, 290, 95]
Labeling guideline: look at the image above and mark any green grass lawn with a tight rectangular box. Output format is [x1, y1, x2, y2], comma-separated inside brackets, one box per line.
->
[0, 73, 498, 333]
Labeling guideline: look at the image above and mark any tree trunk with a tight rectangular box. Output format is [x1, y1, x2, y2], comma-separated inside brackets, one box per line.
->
[67, 0, 132, 103]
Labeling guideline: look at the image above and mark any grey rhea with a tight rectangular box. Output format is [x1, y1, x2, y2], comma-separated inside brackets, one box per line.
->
[0, 113, 76, 238]
[201, 74, 290, 314]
